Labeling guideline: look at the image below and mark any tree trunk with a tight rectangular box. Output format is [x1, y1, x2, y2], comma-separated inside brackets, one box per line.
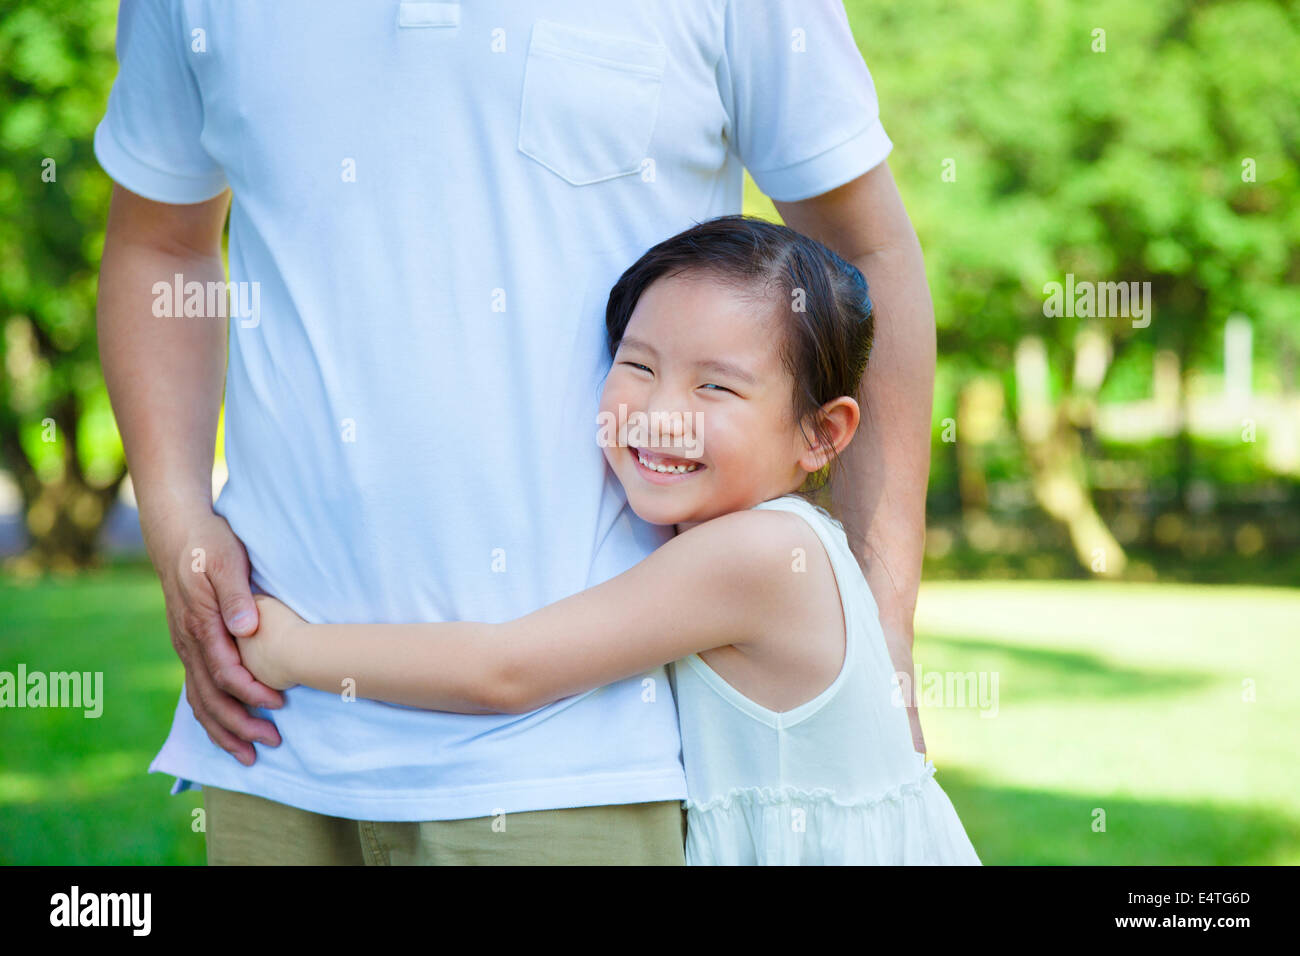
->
[1, 398, 126, 574]
[1014, 335, 1126, 576]
[1019, 407, 1127, 576]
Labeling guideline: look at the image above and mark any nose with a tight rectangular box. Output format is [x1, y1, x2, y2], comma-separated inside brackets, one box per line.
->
[644, 379, 696, 452]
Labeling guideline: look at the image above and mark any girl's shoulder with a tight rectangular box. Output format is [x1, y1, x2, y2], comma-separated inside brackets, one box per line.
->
[677, 497, 830, 578]
[749, 494, 848, 561]
[679, 495, 848, 706]
[750, 492, 842, 527]
[673, 496, 843, 628]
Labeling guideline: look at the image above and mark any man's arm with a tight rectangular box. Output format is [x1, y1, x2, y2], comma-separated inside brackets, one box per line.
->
[98, 183, 282, 766]
[775, 159, 935, 753]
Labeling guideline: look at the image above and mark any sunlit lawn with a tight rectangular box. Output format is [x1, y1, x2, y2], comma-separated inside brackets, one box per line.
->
[1, 566, 1297, 864]
[0, 566, 204, 864]
[916, 581, 1300, 865]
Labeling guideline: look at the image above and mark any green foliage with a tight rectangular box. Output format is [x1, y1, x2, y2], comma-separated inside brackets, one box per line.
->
[2, 1, 1297, 569]
[0, 3, 124, 520]
[852, 0, 1300, 372]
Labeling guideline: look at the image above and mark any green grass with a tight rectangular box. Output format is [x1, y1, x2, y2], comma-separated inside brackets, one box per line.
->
[0, 564, 205, 864]
[1, 567, 1297, 864]
[915, 581, 1300, 864]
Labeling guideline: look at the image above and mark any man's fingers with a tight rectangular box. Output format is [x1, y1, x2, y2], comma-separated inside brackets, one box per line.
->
[214, 656, 287, 721]
[193, 607, 285, 711]
[185, 672, 256, 765]
[186, 662, 283, 752]
[199, 716, 256, 766]
[161, 513, 283, 766]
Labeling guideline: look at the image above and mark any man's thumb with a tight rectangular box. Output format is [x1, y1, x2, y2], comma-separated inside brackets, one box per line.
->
[224, 597, 258, 637]
[210, 553, 258, 636]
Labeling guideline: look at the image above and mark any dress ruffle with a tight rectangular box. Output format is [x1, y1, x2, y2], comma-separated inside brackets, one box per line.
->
[685, 765, 980, 866]
[685, 760, 938, 813]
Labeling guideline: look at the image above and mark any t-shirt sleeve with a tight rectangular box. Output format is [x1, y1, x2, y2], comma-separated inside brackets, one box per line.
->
[93, 0, 229, 204]
[717, 0, 893, 202]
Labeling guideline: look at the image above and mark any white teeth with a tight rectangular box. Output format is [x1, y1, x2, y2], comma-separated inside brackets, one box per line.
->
[637, 450, 699, 474]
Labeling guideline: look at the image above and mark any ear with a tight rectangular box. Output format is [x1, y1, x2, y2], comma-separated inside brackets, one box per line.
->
[796, 396, 860, 474]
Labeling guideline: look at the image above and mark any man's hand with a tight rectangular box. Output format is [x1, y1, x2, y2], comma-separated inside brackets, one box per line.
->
[98, 183, 286, 766]
[235, 595, 305, 692]
[147, 505, 285, 765]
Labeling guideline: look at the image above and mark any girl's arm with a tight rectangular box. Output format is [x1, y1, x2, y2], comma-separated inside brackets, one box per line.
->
[242, 508, 810, 714]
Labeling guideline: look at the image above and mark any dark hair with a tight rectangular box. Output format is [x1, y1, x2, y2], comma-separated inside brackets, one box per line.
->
[605, 214, 873, 494]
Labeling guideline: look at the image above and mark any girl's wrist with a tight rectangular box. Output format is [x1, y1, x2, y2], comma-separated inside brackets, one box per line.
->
[276, 620, 308, 689]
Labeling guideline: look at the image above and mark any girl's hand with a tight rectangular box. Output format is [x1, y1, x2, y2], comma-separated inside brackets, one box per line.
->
[235, 594, 306, 691]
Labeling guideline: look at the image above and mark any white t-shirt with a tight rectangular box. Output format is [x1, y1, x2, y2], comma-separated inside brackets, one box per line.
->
[94, 0, 893, 821]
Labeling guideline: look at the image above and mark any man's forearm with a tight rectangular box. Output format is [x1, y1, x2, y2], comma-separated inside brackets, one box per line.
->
[774, 164, 937, 751]
[837, 236, 936, 749]
[837, 236, 935, 639]
[97, 207, 228, 567]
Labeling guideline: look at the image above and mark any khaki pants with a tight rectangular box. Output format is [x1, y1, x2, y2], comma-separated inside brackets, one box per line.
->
[203, 785, 687, 865]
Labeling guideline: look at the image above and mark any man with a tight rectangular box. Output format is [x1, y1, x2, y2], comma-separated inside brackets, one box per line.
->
[96, 0, 934, 864]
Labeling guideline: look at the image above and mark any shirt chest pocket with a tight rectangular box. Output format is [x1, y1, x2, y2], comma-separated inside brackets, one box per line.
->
[517, 20, 667, 186]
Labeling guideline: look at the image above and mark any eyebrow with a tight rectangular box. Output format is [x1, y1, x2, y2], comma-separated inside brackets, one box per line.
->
[618, 335, 759, 387]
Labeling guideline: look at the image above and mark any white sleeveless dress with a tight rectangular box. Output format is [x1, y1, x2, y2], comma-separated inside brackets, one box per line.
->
[670, 494, 982, 865]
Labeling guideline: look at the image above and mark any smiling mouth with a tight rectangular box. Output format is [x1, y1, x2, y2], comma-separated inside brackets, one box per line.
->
[631, 445, 704, 475]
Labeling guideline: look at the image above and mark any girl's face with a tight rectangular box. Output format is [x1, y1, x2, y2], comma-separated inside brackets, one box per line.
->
[598, 272, 856, 532]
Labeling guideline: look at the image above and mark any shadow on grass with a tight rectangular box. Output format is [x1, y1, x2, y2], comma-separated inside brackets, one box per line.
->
[919, 635, 1212, 703]
[938, 765, 1300, 865]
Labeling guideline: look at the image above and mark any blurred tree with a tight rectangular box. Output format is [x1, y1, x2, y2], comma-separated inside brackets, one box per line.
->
[855, 0, 1300, 572]
[0, 4, 122, 571]
[2, 0, 1298, 576]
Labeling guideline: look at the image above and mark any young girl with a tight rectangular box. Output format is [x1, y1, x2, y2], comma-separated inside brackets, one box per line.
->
[238, 215, 981, 866]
